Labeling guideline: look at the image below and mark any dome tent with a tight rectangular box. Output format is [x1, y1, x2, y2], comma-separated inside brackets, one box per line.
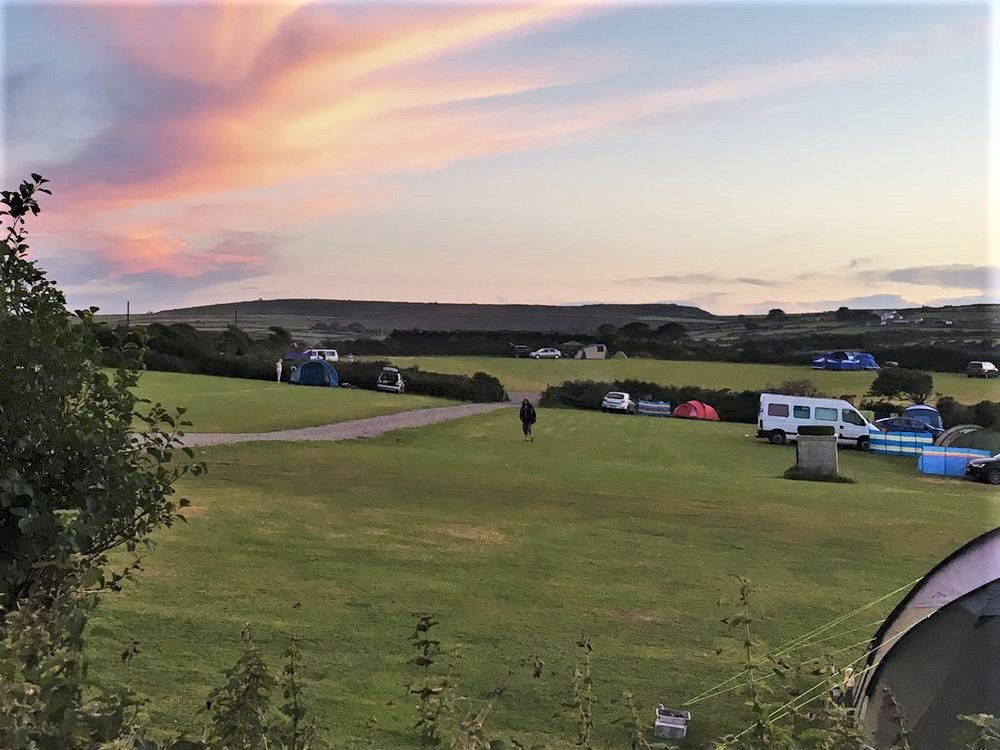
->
[672, 400, 719, 421]
[854, 528, 1000, 749]
[289, 359, 339, 387]
[902, 404, 943, 431]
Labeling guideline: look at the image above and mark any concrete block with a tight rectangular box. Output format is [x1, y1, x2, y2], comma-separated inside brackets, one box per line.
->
[796, 434, 839, 477]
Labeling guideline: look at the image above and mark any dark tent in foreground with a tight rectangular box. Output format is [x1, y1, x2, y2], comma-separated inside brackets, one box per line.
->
[290, 359, 339, 387]
[856, 528, 1000, 749]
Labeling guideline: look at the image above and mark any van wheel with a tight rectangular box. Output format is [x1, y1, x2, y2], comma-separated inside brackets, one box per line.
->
[986, 468, 1000, 485]
[858, 436, 871, 451]
[769, 431, 786, 445]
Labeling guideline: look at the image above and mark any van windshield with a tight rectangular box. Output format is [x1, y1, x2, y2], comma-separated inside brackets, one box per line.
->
[842, 409, 866, 426]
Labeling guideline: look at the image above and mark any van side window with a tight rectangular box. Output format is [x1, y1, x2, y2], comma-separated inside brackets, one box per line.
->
[842, 409, 865, 426]
[816, 407, 838, 421]
[793, 406, 810, 419]
[767, 403, 789, 417]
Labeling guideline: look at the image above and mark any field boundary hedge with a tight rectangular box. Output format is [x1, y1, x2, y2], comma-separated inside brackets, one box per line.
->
[337, 361, 507, 403]
[540, 379, 760, 423]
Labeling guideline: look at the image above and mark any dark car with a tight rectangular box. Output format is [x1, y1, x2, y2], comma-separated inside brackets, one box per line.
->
[874, 417, 944, 438]
[966, 454, 1000, 485]
[511, 345, 531, 358]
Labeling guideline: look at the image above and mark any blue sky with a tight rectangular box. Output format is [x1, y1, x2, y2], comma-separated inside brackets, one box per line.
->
[2, 1, 993, 314]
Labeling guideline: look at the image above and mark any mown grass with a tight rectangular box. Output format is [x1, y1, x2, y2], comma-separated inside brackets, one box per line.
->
[88, 408, 997, 747]
[377, 356, 999, 404]
[131, 370, 454, 433]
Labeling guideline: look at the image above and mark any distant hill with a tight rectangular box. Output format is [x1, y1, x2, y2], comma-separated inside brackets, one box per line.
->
[142, 298, 717, 334]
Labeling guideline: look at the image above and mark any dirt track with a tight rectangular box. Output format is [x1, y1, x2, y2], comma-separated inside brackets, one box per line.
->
[181, 399, 527, 447]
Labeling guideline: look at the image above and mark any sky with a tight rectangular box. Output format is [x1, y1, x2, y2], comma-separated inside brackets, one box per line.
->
[2, 1, 996, 315]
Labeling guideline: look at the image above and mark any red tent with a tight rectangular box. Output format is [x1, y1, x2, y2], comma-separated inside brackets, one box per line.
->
[673, 400, 720, 421]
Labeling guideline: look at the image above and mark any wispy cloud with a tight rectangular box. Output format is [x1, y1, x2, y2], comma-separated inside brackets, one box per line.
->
[9, 4, 987, 310]
[619, 272, 781, 287]
[857, 264, 997, 291]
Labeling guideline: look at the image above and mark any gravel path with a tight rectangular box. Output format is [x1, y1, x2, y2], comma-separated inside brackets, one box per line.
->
[181, 400, 519, 447]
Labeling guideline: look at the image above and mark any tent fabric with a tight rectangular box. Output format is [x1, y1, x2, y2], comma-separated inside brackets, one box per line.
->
[856, 528, 1000, 748]
[858, 353, 881, 370]
[811, 351, 880, 371]
[289, 360, 339, 387]
[672, 400, 720, 421]
[903, 405, 944, 431]
[862, 580, 1000, 749]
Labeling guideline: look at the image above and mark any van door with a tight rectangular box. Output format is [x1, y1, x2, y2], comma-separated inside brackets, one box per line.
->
[840, 408, 868, 440]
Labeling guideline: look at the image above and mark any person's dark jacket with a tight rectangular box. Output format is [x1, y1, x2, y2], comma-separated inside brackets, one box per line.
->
[519, 402, 536, 424]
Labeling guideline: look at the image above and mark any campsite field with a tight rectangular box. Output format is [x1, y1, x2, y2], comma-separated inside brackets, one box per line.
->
[88, 407, 997, 748]
[132, 370, 453, 433]
[377, 356, 1000, 403]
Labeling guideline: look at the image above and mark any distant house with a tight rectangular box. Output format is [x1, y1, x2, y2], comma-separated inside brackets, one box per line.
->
[575, 343, 608, 360]
[879, 311, 899, 325]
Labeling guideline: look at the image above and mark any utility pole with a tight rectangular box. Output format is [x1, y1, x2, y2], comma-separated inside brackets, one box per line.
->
[234, 306, 238, 329]
[126, 300, 130, 328]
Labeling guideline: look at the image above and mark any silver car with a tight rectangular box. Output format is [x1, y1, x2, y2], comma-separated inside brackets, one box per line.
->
[529, 347, 562, 359]
[602, 391, 636, 414]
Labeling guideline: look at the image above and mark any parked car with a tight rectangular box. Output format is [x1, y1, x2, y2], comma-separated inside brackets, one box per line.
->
[965, 454, 1000, 484]
[601, 391, 636, 414]
[966, 361, 999, 378]
[529, 347, 562, 359]
[511, 345, 532, 358]
[376, 366, 405, 393]
[757, 393, 877, 450]
[875, 417, 944, 439]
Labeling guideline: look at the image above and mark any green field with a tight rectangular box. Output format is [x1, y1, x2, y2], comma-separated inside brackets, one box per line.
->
[89, 407, 997, 747]
[378, 356, 1000, 403]
[133, 370, 453, 433]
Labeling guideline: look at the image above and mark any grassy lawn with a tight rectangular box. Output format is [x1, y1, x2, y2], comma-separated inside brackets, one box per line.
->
[132, 370, 454, 433]
[377, 356, 1000, 403]
[87, 409, 997, 747]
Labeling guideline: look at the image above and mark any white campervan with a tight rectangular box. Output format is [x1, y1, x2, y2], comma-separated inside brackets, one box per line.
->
[757, 393, 877, 451]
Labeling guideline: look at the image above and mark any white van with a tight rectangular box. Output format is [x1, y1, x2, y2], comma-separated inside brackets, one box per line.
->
[302, 348, 338, 362]
[757, 393, 877, 451]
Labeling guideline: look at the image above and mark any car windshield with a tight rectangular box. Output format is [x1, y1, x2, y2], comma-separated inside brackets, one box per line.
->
[606, 392, 625, 399]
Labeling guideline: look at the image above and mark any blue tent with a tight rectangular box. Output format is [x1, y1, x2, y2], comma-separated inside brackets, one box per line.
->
[904, 404, 943, 431]
[857, 352, 880, 370]
[811, 350, 880, 371]
[290, 359, 339, 387]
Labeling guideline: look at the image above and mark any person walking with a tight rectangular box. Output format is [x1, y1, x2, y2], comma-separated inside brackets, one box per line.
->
[519, 398, 536, 441]
[275, 358, 283, 383]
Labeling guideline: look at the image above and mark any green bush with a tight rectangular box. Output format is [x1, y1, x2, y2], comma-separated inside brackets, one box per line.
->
[936, 397, 1000, 430]
[868, 368, 934, 404]
[337, 361, 507, 403]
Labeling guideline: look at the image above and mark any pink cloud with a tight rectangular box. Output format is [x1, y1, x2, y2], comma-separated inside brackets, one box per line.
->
[38, 6, 985, 286]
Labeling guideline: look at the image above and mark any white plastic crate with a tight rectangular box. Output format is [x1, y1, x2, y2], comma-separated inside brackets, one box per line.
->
[654, 706, 691, 740]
